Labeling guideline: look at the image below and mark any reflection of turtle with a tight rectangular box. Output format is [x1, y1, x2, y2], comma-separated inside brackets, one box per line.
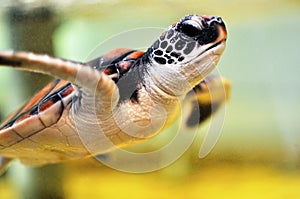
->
[0, 14, 229, 173]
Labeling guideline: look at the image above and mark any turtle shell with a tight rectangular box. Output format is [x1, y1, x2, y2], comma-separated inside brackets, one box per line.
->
[0, 48, 144, 165]
[88, 48, 144, 83]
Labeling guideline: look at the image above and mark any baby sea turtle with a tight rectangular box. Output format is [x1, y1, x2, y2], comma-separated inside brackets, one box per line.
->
[0, 14, 229, 173]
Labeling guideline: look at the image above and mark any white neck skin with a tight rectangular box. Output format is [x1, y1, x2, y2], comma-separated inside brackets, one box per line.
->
[179, 42, 225, 87]
[145, 63, 191, 98]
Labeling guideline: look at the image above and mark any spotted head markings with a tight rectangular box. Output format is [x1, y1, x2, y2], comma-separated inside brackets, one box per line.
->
[148, 15, 225, 65]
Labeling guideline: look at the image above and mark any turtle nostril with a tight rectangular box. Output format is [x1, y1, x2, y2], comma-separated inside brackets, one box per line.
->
[216, 17, 222, 23]
[205, 16, 225, 27]
[206, 16, 225, 27]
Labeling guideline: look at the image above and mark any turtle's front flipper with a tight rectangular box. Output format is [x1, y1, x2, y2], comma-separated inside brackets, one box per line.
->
[0, 51, 119, 106]
[183, 76, 231, 128]
[0, 157, 13, 176]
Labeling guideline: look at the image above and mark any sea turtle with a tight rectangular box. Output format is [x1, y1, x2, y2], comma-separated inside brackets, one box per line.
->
[0, 14, 229, 173]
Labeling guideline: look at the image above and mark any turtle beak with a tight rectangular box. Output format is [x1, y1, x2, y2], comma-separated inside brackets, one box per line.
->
[201, 15, 227, 44]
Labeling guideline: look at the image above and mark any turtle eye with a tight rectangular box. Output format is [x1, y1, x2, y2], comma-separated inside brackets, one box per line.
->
[176, 20, 201, 38]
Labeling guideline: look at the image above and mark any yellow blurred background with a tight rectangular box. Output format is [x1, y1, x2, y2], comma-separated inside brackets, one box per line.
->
[0, 0, 300, 198]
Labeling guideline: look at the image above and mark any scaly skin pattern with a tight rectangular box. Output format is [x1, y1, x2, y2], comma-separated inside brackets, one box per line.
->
[0, 14, 228, 167]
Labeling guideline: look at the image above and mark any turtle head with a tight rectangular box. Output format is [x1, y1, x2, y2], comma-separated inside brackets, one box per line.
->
[146, 14, 227, 93]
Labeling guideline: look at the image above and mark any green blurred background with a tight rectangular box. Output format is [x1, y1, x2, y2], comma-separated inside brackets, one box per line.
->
[0, 0, 300, 198]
